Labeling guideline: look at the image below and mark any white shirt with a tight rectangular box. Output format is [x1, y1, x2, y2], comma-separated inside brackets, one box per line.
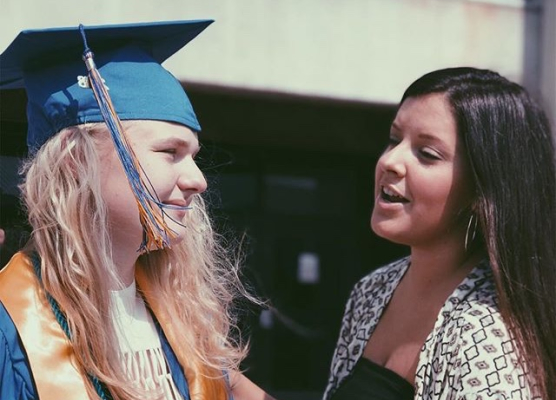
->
[110, 281, 183, 399]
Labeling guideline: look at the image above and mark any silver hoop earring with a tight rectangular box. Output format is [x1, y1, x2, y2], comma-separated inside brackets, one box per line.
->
[464, 213, 478, 252]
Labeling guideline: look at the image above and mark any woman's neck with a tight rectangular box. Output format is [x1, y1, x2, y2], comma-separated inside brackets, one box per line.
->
[406, 238, 482, 295]
[107, 225, 148, 288]
[110, 245, 140, 288]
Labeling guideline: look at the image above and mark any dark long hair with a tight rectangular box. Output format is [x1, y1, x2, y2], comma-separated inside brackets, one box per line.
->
[402, 67, 555, 398]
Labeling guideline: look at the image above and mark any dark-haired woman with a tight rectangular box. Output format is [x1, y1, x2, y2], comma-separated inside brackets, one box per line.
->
[323, 67, 555, 400]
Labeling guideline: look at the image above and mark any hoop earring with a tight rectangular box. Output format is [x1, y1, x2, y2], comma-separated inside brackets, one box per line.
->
[464, 213, 478, 252]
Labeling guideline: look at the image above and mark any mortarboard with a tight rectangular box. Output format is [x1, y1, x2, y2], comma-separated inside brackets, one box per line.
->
[0, 20, 214, 251]
[0, 20, 213, 151]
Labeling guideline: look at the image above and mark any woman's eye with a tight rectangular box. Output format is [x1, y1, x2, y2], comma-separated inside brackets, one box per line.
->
[420, 149, 441, 160]
[159, 148, 177, 155]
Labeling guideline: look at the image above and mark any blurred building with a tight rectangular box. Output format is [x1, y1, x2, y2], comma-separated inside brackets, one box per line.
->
[0, 1, 554, 398]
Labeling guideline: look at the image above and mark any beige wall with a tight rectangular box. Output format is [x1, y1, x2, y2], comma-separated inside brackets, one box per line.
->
[1, 0, 529, 104]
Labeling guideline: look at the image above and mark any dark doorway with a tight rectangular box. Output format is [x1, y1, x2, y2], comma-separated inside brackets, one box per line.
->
[188, 85, 408, 397]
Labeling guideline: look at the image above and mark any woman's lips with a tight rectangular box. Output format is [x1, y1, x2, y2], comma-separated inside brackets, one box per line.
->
[380, 186, 409, 203]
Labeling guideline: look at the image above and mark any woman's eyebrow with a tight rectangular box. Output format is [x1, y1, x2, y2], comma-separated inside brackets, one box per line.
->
[417, 132, 444, 142]
[153, 137, 192, 148]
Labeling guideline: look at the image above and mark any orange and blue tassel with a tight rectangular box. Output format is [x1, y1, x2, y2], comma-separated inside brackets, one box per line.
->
[78, 24, 186, 252]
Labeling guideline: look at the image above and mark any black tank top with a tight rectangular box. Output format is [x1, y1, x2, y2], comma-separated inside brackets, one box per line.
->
[329, 357, 415, 400]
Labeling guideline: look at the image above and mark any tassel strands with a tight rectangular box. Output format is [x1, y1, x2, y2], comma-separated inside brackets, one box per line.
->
[78, 25, 184, 252]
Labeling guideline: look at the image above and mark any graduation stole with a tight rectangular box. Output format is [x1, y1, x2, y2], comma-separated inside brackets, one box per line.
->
[0, 253, 229, 400]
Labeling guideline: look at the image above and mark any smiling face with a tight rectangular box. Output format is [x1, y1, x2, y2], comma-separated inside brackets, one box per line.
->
[97, 120, 207, 250]
[371, 94, 474, 249]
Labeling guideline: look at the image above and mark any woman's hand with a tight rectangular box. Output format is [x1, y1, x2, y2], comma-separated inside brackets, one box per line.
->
[229, 371, 277, 400]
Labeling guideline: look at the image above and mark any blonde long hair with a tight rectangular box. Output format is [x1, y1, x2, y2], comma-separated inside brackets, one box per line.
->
[20, 123, 249, 399]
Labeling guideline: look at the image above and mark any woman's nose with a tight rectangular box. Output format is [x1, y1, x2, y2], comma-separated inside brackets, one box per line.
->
[178, 158, 208, 194]
[378, 144, 407, 177]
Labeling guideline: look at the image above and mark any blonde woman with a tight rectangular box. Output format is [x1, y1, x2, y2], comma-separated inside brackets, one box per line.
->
[0, 21, 273, 400]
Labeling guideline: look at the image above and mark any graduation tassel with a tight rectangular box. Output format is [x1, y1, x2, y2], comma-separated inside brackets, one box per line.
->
[78, 24, 178, 252]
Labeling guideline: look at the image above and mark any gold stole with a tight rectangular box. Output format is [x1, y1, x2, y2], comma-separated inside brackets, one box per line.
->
[0, 253, 228, 400]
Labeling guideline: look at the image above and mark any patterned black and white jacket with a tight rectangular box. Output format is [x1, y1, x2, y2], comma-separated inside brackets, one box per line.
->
[323, 257, 538, 400]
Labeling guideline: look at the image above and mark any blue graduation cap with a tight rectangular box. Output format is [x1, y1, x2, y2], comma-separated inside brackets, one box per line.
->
[0, 20, 213, 151]
[0, 20, 213, 251]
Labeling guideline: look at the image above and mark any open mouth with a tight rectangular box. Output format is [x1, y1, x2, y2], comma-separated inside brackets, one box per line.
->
[381, 187, 409, 203]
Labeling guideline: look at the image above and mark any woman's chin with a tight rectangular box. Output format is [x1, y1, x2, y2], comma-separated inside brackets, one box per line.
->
[167, 224, 187, 246]
[370, 217, 392, 239]
[371, 221, 410, 245]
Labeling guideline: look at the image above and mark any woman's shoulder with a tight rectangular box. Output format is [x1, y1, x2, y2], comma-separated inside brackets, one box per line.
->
[419, 265, 536, 398]
[447, 284, 510, 357]
[0, 300, 21, 356]
[441, 262, 505, 342]
[0, 301, 36, 399]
